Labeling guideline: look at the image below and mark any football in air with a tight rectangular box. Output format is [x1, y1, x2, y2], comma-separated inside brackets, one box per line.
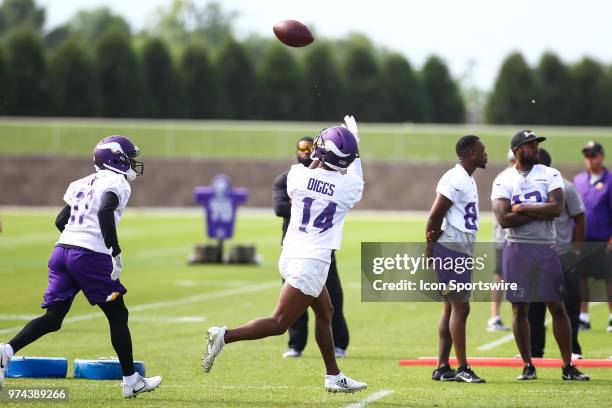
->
[273, 19, 314, 47]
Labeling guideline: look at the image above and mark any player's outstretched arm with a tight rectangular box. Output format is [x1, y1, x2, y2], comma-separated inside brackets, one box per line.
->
[493, 198, 533, 228]
[343, 115, 363, 181]
[511, 188, 564, 220]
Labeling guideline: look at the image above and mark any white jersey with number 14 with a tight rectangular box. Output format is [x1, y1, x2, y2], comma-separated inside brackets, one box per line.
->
[281, 160, 364, 263]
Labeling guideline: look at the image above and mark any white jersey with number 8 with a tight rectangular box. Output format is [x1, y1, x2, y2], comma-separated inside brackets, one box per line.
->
[281, 161, 364, 263]
[57, 170, 131, 254]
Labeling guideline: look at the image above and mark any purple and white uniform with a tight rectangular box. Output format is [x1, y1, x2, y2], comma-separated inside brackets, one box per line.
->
[42, 170, 130, 308]
[491, 164, 566, 302]
[280, 159, 364, 297]
[432, 164, 479, 291]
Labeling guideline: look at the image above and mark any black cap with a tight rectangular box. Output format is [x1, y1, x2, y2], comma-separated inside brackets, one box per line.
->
[582, 141, 604, 155]
[511, 129, 546, 149]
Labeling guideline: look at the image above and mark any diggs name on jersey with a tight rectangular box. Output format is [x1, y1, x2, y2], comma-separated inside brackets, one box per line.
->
[307, 178, 335, 196]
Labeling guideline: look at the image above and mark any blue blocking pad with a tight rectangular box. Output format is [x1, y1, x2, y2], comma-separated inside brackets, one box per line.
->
[6, 356, 68, 378]
[73, 359, 146, 380]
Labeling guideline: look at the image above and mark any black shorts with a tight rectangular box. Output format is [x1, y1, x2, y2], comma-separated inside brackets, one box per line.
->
[579, 241, 612, 280]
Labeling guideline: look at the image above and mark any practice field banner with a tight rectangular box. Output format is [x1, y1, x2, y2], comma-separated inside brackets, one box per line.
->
[361, 242, 611, 302]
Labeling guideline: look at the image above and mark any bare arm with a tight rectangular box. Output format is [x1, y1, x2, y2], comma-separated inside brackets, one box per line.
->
[493, 198, 533, 229]
[426, 193, 453, 242]
[512, 188, 564, 220]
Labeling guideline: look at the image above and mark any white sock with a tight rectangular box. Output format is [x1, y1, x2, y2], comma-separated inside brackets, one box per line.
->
[609, 313, 612, 321]
[488, 316, 501, 324]
[326, 371, 343, 378]
[123, 372, 139, 387]
[579, 313, 590, 322]
[3, 344, 14, 359]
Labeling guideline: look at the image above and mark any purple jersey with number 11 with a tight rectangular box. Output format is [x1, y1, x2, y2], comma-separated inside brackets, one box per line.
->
[281, 161, 364, 263]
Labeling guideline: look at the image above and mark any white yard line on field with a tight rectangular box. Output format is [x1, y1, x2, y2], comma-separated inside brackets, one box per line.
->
[0, 281, 278, 335]
[344, 389, 395, 408]
[477, 302, 603, 351]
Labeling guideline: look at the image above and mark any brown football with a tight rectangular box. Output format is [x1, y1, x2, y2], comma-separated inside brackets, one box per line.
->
[273, 20, 314, 47]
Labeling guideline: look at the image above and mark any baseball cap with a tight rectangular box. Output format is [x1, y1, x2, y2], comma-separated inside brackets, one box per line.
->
[581, 141, 604, 156]
[510, 130, 546, 149]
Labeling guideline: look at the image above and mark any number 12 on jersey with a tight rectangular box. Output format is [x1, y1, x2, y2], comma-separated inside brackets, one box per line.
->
[299, 197, 337, 233]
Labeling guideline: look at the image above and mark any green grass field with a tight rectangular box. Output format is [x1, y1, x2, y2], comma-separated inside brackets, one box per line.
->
[1, 210, 611, 407]
[1, 118, 612, 163]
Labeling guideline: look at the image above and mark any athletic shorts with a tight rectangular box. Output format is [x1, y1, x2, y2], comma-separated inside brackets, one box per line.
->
[502, 242, 565, 302]
[42, 245, 126, 308]
[431, 242, 472, 301]
[279, 257, 330, 298]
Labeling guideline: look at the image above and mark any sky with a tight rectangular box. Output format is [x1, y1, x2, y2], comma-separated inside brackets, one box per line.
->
[38, 0, 612, 90]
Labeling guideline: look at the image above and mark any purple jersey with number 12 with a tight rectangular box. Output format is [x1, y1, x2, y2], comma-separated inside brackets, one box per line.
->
[57, 170, 131, 255]
[281, 161, 364, 263]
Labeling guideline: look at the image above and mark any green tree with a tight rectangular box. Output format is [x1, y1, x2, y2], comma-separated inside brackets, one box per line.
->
[422, 56, 464, 123]
[382, 53, 427, 122]
[48, 36, 95, 116]
[216, 37, 256, 119]
[45, 25, 72, 50]
[0, 46, 7, 114]
[533, 52, 573, 125]
[95, 30, 142, 117]
[178, 43, 218, 118]
[141, 37, 177, 118]
[5, 27, 47, 115]
[303, 42, 345, 121]
[344, 42, 388, 122]
[0, 0, 45, 35]
[569, 58, 612, 125]
[68, 8, 130, 49]
[257, 44, 305, 120]
[486, 52, 537, 124]
[146, 0, 236, 51]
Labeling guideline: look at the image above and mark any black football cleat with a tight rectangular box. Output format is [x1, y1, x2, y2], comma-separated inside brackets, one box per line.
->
[432, 365, 456, 381]
[562, 364, 590, 381]
[455, 365, 486, 383]
[517, 363, 537, 380]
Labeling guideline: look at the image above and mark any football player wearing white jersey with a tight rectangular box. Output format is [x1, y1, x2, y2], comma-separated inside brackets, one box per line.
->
[426, 135, 488, 383]
[203, 116, 367, 393]
[0, 136, 162, 397]
[492, 130, 589, 381]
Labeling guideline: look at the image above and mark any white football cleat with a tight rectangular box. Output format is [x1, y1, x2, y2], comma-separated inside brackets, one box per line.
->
[334, 347, 347, 358]
[282, 348, 302, 358]
[122, 373, 162, 398]
[202, 326, 226, 373]
[0, 343, 11, 391]
[324, 372, 367, 393]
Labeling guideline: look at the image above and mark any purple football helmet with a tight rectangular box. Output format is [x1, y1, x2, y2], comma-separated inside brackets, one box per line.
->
[312, 126, 358, 171]
[93, 135, 143, 180]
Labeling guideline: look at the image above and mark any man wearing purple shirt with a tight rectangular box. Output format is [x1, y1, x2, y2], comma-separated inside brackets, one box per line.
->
[573, 141, 612, 333]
